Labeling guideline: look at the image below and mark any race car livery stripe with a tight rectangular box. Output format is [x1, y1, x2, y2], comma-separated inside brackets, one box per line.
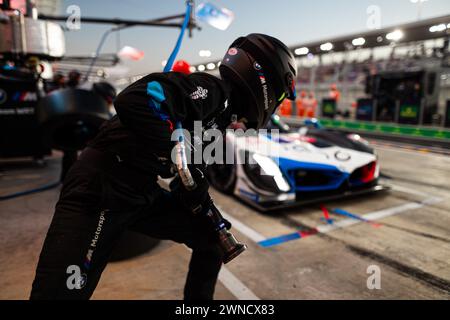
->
[277, 157, 350, 192]
[238, 188, 260, 202]
[277, 157, 341, 172]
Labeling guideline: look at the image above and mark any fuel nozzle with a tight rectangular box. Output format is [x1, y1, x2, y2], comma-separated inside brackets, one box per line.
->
[174, 121, 247, 264]
[206, 200, 247, 264]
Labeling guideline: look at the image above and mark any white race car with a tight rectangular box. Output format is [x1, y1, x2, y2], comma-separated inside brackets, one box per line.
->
[207, 116, 387, 211]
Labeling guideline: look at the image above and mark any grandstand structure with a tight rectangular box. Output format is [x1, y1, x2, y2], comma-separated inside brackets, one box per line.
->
[111, 15, 450, 123]
[190, 15, 450, 119]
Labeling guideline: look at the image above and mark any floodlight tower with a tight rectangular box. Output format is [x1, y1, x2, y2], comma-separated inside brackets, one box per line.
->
[410, 0, 429, 21]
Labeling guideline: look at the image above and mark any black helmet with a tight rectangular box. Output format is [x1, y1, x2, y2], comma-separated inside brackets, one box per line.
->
[219, 33, 297, 129]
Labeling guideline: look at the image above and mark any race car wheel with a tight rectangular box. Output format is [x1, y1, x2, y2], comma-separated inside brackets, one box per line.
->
[206, 163, 237, 195]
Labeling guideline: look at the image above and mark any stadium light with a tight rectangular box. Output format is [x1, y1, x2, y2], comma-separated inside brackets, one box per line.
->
[189, 66, 196, 73]
[294, 47, 309, 55]
[161, 60, 167, 67]
[320, 42, 333, 51]
[199, 50, 212, 57]
[197, 64, 206, 71]
[352, 37, 366, 46]
[207, 62, 216, 70]
[429, 24, 447, 32]
[386, 30, 404, 41]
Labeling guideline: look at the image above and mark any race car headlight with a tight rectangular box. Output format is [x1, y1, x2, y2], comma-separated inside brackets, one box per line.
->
[251, 154, 291, 192]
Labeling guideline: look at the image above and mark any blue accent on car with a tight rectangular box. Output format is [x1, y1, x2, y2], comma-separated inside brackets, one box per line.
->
[267, 135, 301, 144]
[348, 180, 366, 188]
[238, 188, 260, 202]
[277, 157, 348, 192]
[304, 118, 323, 129]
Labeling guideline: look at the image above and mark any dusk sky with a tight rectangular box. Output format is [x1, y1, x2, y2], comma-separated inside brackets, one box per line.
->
[60, 0, 450, 76]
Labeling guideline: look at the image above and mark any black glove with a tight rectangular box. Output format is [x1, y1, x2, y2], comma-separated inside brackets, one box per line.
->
[170, 164, 211, 215]
[170, 164, 233, 231]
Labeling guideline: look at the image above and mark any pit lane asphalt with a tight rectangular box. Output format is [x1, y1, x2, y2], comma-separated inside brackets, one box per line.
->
[0, 142, 449, 299]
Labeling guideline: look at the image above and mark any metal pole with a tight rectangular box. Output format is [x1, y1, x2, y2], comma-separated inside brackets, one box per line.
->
[419, 97, 425, 125]
[417, 1, 422, 21]
[83, 29, 114, 82]
[372, 99, 377, 122]
[395, 100, 400, 123]
[38, 15, 184, 28]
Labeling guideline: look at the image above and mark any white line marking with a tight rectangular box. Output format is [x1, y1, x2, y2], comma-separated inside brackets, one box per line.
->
[363, 201, 424, 221]
[375, 145, 450, 159]
[217, 206, 266, 243]
[421, 197, 443, 205]
[388, 183, 432, 198]
[218, 266, 260, 300]
[185, 247, 260, 300]
[315, 198, 443, 236]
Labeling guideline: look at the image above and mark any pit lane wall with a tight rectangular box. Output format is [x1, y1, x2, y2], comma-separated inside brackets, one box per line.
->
[282, 117, 450, 149]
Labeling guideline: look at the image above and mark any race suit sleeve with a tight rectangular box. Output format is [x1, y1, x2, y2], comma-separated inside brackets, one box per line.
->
[113, 72, 231, 156]
[114, 72, 231, 212]
[113, 74, 174, 151]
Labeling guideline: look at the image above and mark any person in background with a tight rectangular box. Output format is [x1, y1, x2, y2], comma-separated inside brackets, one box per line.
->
[45, 73, 66, 93]
[92, 81, 117, 112]
[67, 70, 81, 88]
[278, 99, 292, 117]
[296, 90, 307, 117]
[53, 73, 66, 90]
[328, 83, 341, 102]
[304, 91, 318, 118]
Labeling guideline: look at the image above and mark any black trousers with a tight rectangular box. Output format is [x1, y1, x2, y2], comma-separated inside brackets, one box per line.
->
[60, 150, 78, 182]
[30, 148, 223, 300]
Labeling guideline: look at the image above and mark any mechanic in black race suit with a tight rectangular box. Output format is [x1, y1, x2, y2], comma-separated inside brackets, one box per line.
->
[30, 34, 297, 300]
